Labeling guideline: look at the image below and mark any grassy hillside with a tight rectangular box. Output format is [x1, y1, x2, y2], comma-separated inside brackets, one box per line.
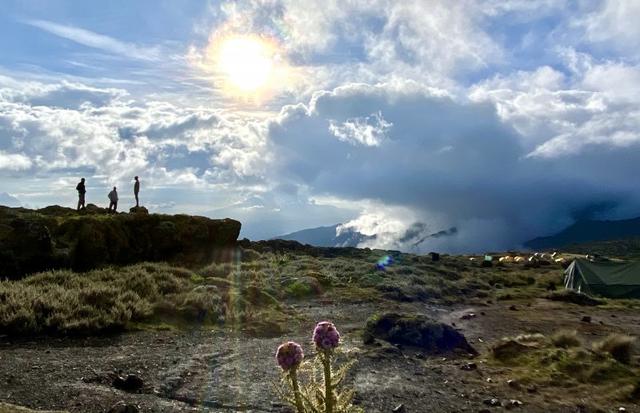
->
[0, 244, 564, 336]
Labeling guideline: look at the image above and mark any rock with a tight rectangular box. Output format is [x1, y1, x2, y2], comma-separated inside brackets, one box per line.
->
[83, 203, 108, 214]
[507, 379, 521, 389]
[509, 305, 518, 311]
[129, 206, 149, 214]
[107, 402, 139, 413]
[363, 313, 478, 355]
[526, 385, 538, 393]
[581, 316, 592, 323]
[460, 362, 477, 371]
[113, 374, 144, 392]
[507, 399, 523, 409]
[483, 398, 501, 406]
[392, 404, 406, 413]
[0, 205, 241, 278]
[460, 313, 476, 320]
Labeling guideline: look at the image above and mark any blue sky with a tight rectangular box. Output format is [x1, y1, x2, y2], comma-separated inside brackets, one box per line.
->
[1, 0, 640, 252]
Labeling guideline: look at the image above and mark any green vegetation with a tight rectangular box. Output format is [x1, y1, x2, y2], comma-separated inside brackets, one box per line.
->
[0, 261, 289, 335]
[489, 331, 640, 403]
[0, 241, 576, 336]
[593, 334, 636, 365]
[546, 289, 604, 306]
[0, 403, 68, 413]
[0, 205, 241, 279]
[551, 330, 582, 349]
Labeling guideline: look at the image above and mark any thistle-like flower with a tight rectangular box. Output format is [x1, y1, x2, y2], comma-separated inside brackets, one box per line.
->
[276, 341, 304, 371]
[313, 321, 340, 350]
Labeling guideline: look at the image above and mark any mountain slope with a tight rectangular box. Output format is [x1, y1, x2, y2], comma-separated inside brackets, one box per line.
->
[275, 224, 374, 247]
[525, 216, 640, 250]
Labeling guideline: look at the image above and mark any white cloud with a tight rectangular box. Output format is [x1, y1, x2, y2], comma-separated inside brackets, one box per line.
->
[0, 152, 32, 171]
[578, 0, 640, 56]
[329, 111, 392, 146]
[23, 19, 160, 61]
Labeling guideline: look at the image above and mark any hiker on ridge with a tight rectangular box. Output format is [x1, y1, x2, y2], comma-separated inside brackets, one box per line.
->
[133, 176, 140, 207]
[108, 186, 118, 213]
[76, 178, 86, 211]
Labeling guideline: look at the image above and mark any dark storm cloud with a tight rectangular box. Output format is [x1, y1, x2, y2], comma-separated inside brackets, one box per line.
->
[266, 83, 640, 250]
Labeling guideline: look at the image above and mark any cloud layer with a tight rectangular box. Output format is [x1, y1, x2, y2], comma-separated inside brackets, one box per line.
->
[1, 0, 639, 252]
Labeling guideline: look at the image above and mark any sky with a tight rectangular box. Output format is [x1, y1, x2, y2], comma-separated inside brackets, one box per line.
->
[1, 0, 640, 252]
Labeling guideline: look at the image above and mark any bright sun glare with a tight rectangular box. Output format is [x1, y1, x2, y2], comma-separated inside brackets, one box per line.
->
[216, 35, 276, 94]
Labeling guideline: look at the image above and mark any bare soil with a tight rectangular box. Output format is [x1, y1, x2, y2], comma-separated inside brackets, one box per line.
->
[2, 296, 639, 412]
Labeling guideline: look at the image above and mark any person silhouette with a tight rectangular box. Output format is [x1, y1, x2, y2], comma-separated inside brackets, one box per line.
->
[108, 186, 118, 213]
[134, 176, 140, 207]
[76, 178, 86, 211]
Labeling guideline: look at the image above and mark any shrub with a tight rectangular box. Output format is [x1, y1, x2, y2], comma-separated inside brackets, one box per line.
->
[594, 334, 636, 364]
[551, 330, 582, 348]
[546, 290, 603, 306]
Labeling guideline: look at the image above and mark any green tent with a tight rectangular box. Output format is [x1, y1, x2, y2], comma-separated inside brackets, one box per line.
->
[564, 258, 640, 298]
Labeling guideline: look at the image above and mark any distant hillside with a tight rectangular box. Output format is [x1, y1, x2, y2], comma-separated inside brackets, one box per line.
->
[525, 216, 640, 250]
[562, 237, 640, 259]
[275, 224, 374, 247]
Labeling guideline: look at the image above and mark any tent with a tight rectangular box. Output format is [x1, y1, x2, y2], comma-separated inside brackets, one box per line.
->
[564, 258, 640, 298]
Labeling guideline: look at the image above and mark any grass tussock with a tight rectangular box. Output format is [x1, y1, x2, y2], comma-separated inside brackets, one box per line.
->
[490, 330, 640, 404]
[593, 334, 636, 365]
[0, 260, 290, 336]
[546, 289, 604, 306]
[551, 330, 582, 348]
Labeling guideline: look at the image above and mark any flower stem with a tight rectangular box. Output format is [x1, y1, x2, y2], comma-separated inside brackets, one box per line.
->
[289, 369, 305, 413]
[322, 350, 333, 413]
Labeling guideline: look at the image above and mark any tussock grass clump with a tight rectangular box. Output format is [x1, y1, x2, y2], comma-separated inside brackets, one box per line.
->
[490, 330, 640, 403]
[593, 334, 636, 365]
[0, 263, 191, 334]
[551, 330, 582, 349]
[546, 289, 603, 306]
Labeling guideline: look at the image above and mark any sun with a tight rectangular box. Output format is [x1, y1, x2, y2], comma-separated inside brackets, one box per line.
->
[215, 35, 276, 94]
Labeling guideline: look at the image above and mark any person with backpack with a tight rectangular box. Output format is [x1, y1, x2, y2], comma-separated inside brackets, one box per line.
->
[108, 186, 118, 213]
[76, 178, 86, 211]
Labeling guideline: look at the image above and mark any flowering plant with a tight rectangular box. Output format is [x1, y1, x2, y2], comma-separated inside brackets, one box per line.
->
[276, 321, 362, 413]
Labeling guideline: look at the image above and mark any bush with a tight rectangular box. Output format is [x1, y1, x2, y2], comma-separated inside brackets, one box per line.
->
[594, 334, 636, 364]
[551, 330, 582, 348]
[546, 290, 603, 306]
[0, 263, 198, 334]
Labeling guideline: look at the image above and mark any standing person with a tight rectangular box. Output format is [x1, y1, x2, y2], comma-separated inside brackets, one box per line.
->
[108, 186, 118, 213]
[76, 178, 86, 211]
[133, 176, 140, 207]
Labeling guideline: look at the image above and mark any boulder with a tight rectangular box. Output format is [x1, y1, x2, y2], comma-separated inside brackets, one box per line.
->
[129, 206, 149, 214]
[363, 312, 477, 355]
[112, 374, 144, 392]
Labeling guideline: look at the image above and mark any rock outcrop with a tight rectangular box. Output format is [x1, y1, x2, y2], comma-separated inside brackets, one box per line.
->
[363, 312, 477, 355]
[0, 205, 241, 279]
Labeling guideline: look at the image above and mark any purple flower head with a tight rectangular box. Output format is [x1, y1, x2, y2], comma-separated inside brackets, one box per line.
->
[313, 321, 340, 350]
[276, 341, 304, 371]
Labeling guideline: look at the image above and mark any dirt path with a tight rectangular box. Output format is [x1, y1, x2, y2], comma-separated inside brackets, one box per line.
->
[1, 298, 639, 412]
